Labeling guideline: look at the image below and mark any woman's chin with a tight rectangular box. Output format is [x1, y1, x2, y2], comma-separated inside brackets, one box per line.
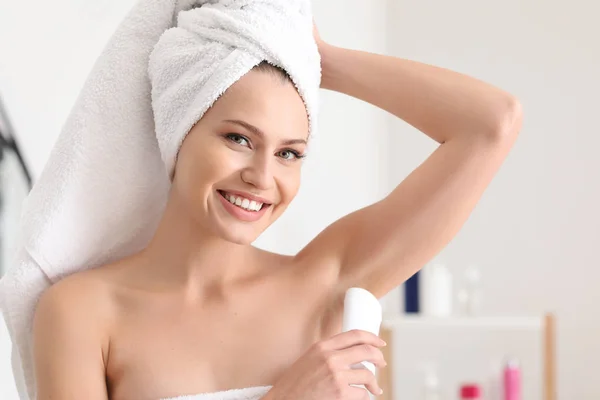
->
[224, 234, 256, 246]
[215, 224, 262, 246]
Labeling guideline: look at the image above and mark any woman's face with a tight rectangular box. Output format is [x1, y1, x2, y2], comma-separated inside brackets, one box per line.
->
[172, 68, 309, 244]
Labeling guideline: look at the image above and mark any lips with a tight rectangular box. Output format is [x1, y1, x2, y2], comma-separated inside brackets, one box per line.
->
[216, 190, 271, 222]
[219, 190, 265, 212]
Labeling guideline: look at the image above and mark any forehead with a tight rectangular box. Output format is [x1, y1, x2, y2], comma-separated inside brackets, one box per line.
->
[207, 70, 310, 139]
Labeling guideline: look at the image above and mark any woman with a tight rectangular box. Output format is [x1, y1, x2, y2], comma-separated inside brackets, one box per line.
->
[32, 23, 522, 400]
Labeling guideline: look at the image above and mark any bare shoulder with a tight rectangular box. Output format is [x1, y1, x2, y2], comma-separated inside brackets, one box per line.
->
[32, 266, 119, 398]
[33, 265, 118, 354]
[36, 266, 116, 317]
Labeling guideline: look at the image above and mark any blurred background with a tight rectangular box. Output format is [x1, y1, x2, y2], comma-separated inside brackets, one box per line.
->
[1, 0, 598, 399]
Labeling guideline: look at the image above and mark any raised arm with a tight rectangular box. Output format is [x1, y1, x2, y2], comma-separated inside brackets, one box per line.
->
[300, 37, 522, 299]
[33, 278, 110, 400]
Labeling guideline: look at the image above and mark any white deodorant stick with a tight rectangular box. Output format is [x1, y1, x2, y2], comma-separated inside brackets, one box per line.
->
[341, 287, 383, 376]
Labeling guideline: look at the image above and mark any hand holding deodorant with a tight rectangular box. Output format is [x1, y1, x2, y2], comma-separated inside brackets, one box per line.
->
[342, 287, 383, 376]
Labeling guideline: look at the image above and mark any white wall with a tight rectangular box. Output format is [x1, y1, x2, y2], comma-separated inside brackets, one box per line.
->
[1, 0, 599, 399]
[387, 1, 600, 398]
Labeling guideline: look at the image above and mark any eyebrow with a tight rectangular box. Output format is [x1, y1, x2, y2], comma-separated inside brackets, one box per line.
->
[223, 119, 307, 146]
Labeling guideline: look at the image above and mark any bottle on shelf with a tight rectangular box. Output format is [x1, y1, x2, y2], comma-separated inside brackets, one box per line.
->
[421, 263, 453, 317]
[486, 359, 503, 400]
[503, 359, 521, 400]
[457, 265, 482, 316]
[460, 383, 483, 399]
[422, 366, 441, 400]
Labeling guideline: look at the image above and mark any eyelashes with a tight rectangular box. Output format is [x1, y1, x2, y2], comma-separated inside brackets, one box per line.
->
[276, 149, 306, 161]
[225, 133, 250, 147]
[223, 133, 306, 161]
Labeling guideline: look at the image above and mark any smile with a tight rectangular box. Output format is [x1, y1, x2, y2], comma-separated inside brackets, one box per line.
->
[217, 190, 272, 222]
[219, 191, 265, 211]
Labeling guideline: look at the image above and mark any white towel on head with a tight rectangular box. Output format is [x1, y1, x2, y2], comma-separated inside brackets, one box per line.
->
[151, 0, 320, 178]
[0, 0, 320, 398]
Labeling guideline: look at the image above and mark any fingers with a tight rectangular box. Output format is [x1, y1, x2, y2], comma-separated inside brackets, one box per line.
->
[342, 368, 384, 397]
[320, 329, 386, 352]
[337, 343, 387, 368]
[346, 386, 375, 400]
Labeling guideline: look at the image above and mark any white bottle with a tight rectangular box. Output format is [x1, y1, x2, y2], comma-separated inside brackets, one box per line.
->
[421, 263, 453, 317]
[487, 359, 503, 400]
[458, 265, 481, 316]
[422, 369, 441, 400]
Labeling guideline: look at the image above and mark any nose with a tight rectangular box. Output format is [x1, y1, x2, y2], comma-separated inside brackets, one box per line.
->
[240, 152, 275, 191]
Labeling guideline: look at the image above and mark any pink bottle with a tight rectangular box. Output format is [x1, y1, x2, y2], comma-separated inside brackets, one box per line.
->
[460, 384, 482, 399]
[503, 360, 521, 400]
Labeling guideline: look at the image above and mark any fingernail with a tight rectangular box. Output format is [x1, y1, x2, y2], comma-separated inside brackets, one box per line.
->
[381, 340, 387, 346]
[379, 388, 384, 395]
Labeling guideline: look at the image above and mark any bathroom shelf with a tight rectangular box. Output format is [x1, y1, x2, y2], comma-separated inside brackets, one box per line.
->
[379, 313, 556, 400]
[382, 315, 544, 330]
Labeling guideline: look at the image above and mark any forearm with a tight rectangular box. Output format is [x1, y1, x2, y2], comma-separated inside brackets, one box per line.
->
[319, 44, 521, 143]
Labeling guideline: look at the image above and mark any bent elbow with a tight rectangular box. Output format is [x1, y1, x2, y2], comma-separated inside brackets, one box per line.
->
[492, 95, 523, 141]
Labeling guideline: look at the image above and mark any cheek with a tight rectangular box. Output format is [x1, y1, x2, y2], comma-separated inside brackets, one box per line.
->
[198, 147, 233, 178]
[176, 141, 236, 196]
[279, 167, 302, 203]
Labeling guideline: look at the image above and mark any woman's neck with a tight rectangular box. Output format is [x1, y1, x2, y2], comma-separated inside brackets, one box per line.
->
[133, 191, 262, 297]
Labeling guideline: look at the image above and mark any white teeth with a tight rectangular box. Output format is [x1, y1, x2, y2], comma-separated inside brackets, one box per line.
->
[223, 192, 264, 212]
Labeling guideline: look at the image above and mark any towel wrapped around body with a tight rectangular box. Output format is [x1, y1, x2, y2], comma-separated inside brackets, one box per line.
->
[161, 385, 272, 400]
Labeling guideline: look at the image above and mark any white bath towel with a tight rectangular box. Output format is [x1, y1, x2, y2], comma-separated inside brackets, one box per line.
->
[0, 0, 320, 398]
[162, 386, 272, 400]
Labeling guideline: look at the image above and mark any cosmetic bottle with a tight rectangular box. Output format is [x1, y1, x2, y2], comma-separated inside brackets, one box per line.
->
[460, 384, 482, 400]
[422, 367, 441, 400]
[457, 265, 481, 316]
[503, 359, 521, 400]
[422, 263, 453, 317]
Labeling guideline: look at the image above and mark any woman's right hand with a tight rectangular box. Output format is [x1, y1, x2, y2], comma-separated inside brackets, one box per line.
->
[266, 329, 387, 400]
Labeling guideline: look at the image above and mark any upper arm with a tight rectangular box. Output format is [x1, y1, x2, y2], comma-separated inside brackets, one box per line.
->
[299, 130, 519, 299]
[33, 277, 110, 400]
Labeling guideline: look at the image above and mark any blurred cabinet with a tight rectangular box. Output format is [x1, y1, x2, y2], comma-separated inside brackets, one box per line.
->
[379, 314, 555, 400]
